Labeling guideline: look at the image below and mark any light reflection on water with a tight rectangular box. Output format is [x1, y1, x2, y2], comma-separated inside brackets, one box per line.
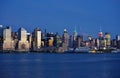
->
[0, 53, 120, 78]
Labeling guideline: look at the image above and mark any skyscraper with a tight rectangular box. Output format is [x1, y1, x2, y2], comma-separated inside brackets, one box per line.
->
[0, 25, 3, 37]
[88, 35, 92, 41]
[0, 25, 3, 50]
[98, 26, 103, 49]
[116, 35, 120, 49]
[46, 32, 54, 47]
[18, 27, 30, 51]
[54, 32, 62, 47]
[72, 26, 78, 48]
[98, 26, 103, 39]
[62, 29, 69, 51]
[77, 35, 83, 47]
[116, 35, 120, 41]
[32, 27, 41, 50]
[27, 34, 32, 49]
[105, 32, 111, 48]
[95, 38, 100, 48]
[3, 26, 14, 50]
[62, 29, 69, 47]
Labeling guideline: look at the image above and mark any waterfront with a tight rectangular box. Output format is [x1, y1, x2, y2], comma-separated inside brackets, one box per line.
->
[0, 52, 120, 78]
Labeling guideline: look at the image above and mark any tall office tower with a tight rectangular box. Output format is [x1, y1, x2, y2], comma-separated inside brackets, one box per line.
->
[98, 26, 103, 39]
[116, 35, 120, 41]
[27, 34, 32, 49]
[77, 35, 83, 47]
[72, 26, 78, 48]
[62, 29, 69, 51]
[0, 25, 3, 37]
[46, 32, 54, 47]
[98, 26, 103, 48]
[48, 38, 54, 47]
[0, 25, 3, 50]
[95, 38, 100, 48]
[41, 33, 45, 47]
[116, 35, 120, 49]
[62, 29, 69, 47]
[101, 38, 106, 47]
[12, 32, 18, 49]
[18, 27, 29, 51]
[111, 39, 117, 48]
[117, 40, 120, 49]
[87, 35, 93, 47]
[32, 27, 41, 50]
[105, 32, 111, 48]
[90, 38, 96, 48]
[88, 35, 92, 41]
[3, 26, 14, 50]
[54, 32, 62, 47]
[69, 35, 73, 48]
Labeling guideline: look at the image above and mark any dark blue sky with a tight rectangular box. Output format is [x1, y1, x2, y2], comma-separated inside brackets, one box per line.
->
[0, 0, 120, 38]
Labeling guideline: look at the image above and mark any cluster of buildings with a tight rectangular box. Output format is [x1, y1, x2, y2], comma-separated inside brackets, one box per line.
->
[0, 25, 120, 53]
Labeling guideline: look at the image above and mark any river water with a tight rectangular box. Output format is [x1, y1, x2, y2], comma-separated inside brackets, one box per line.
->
[0, 52, 120, 78]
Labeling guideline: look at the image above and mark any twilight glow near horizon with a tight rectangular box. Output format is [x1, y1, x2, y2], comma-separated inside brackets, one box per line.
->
[0, 0, 120, 38]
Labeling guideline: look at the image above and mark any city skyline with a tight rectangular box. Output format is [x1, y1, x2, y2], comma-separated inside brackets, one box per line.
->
[0, 1, 120, 78]
[0, 25, 120, 53]
[0, 0, 120, 38]
[0, 25, 119, 40]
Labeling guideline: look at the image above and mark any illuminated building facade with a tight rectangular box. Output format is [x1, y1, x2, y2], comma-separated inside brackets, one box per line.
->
[62, 29, 69, 47]
[3, 26, 14, 50]
[105, 33, 111, 48]
[18, 27, 30, 51]
[32, 27, 41, 50]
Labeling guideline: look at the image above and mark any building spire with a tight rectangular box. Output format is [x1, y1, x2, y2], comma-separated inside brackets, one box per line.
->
[98, 25, 103, 37]
[73, 26, 77, 36]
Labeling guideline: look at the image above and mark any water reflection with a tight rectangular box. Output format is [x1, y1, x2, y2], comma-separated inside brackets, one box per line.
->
[0, 53, 120, 78]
